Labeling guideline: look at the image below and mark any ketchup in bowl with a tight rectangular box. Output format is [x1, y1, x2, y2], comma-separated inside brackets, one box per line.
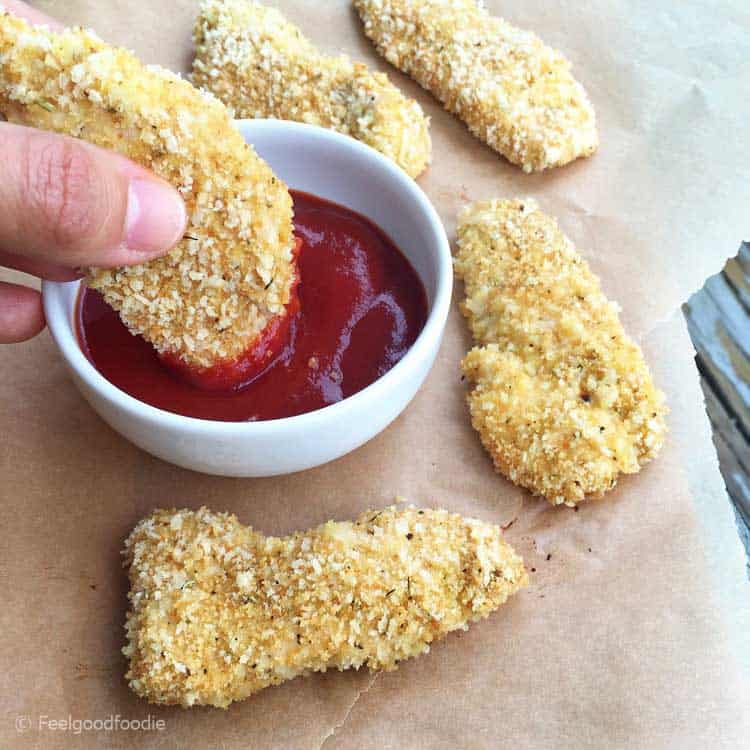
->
[76, 191, 428, 422]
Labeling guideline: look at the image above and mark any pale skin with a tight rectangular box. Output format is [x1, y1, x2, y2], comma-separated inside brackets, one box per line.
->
[0, 1, 187, 343]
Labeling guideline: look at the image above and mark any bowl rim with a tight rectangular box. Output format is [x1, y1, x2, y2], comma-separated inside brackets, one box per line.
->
[42, 119, 453, 435]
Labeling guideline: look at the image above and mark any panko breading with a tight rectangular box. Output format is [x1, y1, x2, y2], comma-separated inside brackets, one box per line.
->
[354, 0, 598, 172]
[123, 504, 527, 708]
[0, 11, 295, 368]
[193, 0, 431, 179]
[456, 199, 667, 506]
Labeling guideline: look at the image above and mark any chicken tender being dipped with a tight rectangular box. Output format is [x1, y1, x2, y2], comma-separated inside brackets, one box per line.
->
[354, 0, 598, 172]
[456, 199, 667, 506]
[192, 0, 431, 179]
[123, 504, 527, 707]
[0, 10, 296, 384]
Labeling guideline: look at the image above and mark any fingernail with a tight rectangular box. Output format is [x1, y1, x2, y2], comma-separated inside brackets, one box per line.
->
[125, 178, 186, 255]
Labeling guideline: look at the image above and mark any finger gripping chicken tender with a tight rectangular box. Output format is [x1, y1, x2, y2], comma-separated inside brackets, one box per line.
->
[192, 0, 431, 179]
[456, 199, 667, 505]
[0, 11, 295, 369]
[123, 505, 527, 708]
[354, 0, 598, 172]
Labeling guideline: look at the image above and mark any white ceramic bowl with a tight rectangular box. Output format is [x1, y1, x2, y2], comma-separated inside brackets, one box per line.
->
[42, 120, 452, 476]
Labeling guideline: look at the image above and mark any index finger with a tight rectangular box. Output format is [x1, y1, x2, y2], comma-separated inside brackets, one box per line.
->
[2, 1, 62, 29]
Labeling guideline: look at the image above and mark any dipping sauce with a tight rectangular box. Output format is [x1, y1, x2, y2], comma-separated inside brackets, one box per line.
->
[77, 191, 428, 421]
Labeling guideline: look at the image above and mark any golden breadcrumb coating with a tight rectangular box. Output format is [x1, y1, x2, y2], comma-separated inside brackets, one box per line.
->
[192, 0, 431, 179]
[0, 11, 295, 368]
[354, 0, 598, 172]
[123, 504, 527, 708]
[456, 199, 667, 506]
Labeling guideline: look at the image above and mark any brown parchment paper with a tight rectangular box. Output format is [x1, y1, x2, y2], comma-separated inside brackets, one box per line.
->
[1, 1, 749, 748]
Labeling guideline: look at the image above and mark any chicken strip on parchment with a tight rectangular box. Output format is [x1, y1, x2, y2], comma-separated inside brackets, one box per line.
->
[124, 504, 527, 707]
[354, 0, 597, 172]
[193, 0, 431, 179]
[456, 199, 667, 506]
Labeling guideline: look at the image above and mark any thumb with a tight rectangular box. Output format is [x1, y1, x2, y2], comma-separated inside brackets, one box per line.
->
[0, 122, 186, 269]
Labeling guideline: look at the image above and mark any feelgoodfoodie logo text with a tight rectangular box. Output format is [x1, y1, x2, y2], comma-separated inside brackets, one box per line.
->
[15, 714, 166, 735]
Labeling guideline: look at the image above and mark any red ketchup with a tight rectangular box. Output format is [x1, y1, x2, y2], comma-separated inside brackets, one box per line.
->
[76, 190, 428, 422]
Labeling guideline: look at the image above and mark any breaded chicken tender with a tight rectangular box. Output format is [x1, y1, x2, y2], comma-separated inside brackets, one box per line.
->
[456, 200, 667, 506]
[354, 0, 598, 172]
[123, 504, 527, 707]
[0, 11, 295, 368]
[192, 0, 431, 179]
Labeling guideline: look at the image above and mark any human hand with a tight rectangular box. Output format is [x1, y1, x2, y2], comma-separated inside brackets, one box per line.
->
[0, 1, 187, 343]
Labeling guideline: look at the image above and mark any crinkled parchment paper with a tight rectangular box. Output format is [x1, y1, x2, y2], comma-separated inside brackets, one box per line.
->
[1, 2, 749, 748]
